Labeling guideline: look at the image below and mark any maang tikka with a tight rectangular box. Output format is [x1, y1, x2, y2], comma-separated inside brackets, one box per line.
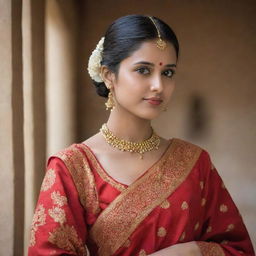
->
[148, 16, 167, 50]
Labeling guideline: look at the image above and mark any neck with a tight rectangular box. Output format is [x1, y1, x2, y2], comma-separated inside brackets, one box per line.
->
[106, 108, 153, 142]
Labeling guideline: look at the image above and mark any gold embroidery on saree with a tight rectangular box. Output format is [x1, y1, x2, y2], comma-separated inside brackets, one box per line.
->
[48, 224, 86, 256]
[29, 204, 46, 246]
[90, 138, 202, 256]
[54, 145, 100, 215]
[194, 222, 200, 231]
[41, 169, 56, 191]
[219, 204, 228, 213]
[206, 226, 212, 233]
[51, 191, 67, 207]
[181, 201, 189, 210]
[160, 200, 170, 209]
[157, 227, 167, 237]
[179, 231, 186, 241]
[196, 241, 225, 256]
[226, 223, 235, 232]
[123, 239, 131, 248]
[138, 249, 147, 256]
[80, 144, 126, 192]
[48, 207, 66, 224]
[201, 198, 206, 206]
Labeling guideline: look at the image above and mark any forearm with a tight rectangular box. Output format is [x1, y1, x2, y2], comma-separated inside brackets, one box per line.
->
[148, 241, 202, 256]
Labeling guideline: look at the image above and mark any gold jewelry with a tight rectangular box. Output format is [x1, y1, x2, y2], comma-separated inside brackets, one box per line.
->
[105, 90, 115, 111]
[148, 16, 167, 50]
[100, 123, 161, 159]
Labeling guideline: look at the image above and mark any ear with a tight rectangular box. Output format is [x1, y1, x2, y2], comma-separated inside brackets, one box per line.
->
[100, 65, 116, 89]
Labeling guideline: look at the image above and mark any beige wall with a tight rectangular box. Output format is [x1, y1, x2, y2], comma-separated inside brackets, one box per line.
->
[0, 1, 15, 254]
[78, 0, 256, 248]
[23, 0, 46, 254]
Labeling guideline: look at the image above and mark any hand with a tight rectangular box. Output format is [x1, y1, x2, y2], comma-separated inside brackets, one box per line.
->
[148, 241, 202, 256]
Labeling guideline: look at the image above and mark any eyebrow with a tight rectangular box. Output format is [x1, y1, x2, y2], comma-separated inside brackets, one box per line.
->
[133, 61, 176, 68]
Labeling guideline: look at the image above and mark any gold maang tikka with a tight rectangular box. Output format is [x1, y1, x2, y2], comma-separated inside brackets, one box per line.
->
[148, 16, 167, 50]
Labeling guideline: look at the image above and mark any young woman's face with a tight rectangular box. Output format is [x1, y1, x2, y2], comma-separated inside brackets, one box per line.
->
[112, 40, 177, 120]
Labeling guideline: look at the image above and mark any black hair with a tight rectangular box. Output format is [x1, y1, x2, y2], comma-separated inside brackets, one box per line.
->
[92, 14, 179, 98]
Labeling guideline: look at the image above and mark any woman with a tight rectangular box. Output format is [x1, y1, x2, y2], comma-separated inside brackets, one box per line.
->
[28, 15, 255, 255]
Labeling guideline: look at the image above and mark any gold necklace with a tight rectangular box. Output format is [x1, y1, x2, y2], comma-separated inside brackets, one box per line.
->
[100, 123, 161, 159]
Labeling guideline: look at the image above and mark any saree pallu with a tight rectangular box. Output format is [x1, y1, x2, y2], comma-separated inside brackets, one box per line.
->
[28, 138, 255, 256]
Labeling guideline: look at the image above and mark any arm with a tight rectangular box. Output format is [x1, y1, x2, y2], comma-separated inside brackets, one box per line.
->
[28, 157, 89, 256]
[148, 242, 202, 256]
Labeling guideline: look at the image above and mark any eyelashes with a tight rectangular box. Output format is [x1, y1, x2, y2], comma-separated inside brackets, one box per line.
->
[136, 67, 150, 75]
[135, 66, 176, 78]
[162, 69, 176, 78]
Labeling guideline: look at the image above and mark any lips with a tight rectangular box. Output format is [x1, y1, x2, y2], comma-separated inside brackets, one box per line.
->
[144, 97, 163, 105]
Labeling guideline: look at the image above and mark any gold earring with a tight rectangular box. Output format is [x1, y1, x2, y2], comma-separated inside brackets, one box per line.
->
[105, 90, 115, 111]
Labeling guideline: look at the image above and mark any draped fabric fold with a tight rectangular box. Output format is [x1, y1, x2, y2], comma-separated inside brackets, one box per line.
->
[28, 138, 255, 256]
[89, 139, 202, 256]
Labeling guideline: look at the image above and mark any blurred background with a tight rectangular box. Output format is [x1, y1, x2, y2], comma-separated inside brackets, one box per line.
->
[0, 0, 255, 255]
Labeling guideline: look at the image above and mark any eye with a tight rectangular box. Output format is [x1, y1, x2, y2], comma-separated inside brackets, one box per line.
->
[136, 67, 150, 75]
[162, 69, 175, 78]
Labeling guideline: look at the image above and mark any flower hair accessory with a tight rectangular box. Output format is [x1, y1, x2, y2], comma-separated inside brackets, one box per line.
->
[87, 37, 105, 82]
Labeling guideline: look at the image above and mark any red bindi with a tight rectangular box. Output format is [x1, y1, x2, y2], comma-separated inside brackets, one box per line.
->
[159, 62, 163, 66]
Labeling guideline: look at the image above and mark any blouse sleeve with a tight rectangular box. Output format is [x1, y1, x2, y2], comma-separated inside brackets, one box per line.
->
[196, 151, 255, 256]
[28, 157, 89, 256]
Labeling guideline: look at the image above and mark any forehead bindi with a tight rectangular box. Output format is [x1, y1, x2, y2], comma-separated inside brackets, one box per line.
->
[159, 62, 163, 66]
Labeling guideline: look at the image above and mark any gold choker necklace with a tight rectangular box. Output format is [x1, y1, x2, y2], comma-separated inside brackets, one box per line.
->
[100, 123, 161, 159]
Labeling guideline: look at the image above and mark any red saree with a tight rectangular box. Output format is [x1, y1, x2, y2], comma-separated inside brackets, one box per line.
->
[28, 138, 255, 256]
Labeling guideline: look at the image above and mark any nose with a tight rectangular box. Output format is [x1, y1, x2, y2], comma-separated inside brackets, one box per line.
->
[150, 75, 164, 93]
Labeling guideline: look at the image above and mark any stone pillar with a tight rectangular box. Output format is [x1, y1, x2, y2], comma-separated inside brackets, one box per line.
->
[0, 0, 24, 254]
[46, 0, 78, 156]
[23, 0, 46, 254]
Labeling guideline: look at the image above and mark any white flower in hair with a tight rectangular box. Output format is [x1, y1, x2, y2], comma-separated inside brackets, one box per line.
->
[87, 37, 105, 83]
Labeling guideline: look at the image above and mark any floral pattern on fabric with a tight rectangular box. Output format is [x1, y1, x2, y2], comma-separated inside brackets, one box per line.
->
[48, 206, 66, 224]
[28, 153, 88, 255]
[29, 204, 46, 246]
[55, 145, 100, 215]
[28, 139, 255, 256]
[196, 241, 225, 256]
[51, 190, 67, 207]
[41, 169, 56, 191]
[48, 224, 86, 256]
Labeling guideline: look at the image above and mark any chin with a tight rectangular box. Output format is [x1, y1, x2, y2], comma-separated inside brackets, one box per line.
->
[137, 110, 162, 121]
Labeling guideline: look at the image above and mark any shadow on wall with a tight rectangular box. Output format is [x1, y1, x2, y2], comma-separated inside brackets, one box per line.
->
[186, 92, 210, 140]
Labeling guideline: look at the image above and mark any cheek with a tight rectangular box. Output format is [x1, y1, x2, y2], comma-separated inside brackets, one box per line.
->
[116, 71, 145, 93]
[165, 82, 175, 98]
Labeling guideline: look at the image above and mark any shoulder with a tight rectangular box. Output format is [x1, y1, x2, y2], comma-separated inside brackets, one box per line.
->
[171, 137, 204, 155]
[47, 142, 92, 169]
[171, 137, 213, 169]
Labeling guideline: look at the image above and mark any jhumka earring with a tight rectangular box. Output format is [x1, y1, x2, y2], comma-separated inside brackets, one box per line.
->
[105, 88, 115, 111]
